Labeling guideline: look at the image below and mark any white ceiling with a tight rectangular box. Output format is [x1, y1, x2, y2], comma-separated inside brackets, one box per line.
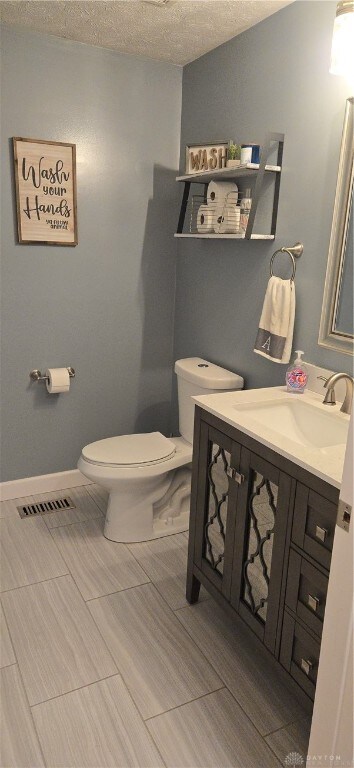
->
[0, 0, 293, 66]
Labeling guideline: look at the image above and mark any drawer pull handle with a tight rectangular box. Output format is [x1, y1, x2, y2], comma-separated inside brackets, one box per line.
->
[307, 594, 320, 612]
[226, 468, 245, 485]
[315, 525, 328, 542]
[301, 658, 313, 676]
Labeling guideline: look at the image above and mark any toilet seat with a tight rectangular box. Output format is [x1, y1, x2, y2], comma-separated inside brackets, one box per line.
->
[82, 431, 176, 468]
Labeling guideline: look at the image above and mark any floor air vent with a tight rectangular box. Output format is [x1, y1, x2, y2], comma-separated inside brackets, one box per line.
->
[17, 496, 76, 519]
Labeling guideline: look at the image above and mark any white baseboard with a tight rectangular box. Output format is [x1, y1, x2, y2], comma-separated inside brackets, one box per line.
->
[0, 469, 92, 502]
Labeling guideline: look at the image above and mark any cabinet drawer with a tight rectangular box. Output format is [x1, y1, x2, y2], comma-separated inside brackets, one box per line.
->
[280, 611, 320, 700]
[292, 484, 337, 570]
[286, 549, 328, 638]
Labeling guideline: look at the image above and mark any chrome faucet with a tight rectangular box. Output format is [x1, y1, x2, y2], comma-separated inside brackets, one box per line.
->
[320, 373, 354, 415]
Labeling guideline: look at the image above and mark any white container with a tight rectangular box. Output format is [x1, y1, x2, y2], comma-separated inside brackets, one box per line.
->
[240, 146, 253, 164]
[240, 188, 252, 232]
[175, 357, 244, 444]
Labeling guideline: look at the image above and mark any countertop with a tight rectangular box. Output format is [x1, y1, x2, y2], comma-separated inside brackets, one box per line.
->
[193, 386, 349, 489]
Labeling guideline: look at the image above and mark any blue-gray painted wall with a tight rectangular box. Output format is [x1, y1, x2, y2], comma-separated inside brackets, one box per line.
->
[0, 25, 182, 482]
[1, 2, 353, 482]
[173, 0, 352, 420]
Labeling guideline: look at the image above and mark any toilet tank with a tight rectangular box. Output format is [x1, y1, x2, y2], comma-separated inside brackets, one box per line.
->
[174, 358, 244, 445]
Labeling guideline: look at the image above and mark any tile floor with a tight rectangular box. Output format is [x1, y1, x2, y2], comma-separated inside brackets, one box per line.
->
[0, 485, 311, 767]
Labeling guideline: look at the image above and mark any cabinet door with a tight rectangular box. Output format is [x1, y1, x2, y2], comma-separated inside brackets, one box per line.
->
[193, 420, 241, 600]
[230, 449, 292, 653]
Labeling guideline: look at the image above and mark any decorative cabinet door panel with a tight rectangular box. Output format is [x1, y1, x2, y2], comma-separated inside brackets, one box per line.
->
[230, 449, 291, 653]
[194, 421, 241, 600]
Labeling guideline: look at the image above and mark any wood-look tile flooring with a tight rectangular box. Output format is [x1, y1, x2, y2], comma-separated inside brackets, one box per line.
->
[0, 485, 311, 767]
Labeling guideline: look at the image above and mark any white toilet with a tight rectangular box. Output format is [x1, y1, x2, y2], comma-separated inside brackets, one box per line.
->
[78, 358, 243, 543]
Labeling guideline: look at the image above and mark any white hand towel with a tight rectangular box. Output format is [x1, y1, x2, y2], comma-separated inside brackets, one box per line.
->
[254, 276, 295, 363]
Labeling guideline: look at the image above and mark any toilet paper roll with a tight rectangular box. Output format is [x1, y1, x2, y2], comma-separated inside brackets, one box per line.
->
[214, 204, 241, 234]
[197, 204, 214, 233]
[207, 180, 238, 206]
[46, 368, 70, 393]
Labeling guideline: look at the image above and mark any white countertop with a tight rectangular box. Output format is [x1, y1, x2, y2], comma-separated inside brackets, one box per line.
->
[194, 386, 350, 489]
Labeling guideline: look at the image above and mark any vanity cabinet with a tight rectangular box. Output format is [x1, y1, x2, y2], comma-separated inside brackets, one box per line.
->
[187, 406, 340, 701]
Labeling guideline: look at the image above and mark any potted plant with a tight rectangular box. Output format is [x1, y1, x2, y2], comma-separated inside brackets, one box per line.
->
[226, 141, 241, 168]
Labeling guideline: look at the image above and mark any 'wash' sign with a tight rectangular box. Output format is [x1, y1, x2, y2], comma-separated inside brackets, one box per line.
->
[13, 138, 78, 246]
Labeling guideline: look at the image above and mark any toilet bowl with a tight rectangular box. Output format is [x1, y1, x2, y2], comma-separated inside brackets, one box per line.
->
[78, 358, 243, 543]
[78, 433, 193, 543]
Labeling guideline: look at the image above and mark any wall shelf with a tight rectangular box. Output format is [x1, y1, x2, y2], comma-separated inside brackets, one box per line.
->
[176, 163, 281, 184]
[175, 132, 284, 240]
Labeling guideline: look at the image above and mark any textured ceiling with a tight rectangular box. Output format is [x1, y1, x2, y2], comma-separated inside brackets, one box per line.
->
[0, 0, 293, 65]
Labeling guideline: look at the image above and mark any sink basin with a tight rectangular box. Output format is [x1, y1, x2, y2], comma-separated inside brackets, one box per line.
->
[233, 399, 348, 451]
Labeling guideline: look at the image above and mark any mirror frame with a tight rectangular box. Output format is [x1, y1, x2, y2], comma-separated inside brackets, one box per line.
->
[318, 97, 354, 356]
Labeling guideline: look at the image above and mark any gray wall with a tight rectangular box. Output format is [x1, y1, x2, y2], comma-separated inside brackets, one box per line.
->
[1, 4, 353, 482]
[0, 25, 182, 482]
[174, 1, 353, 403]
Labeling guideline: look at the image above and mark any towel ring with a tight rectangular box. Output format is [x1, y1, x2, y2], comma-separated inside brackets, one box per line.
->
[270, 242, 303, 282]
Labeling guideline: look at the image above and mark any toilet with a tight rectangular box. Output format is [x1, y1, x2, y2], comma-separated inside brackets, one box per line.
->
[78, 358, 243, 542]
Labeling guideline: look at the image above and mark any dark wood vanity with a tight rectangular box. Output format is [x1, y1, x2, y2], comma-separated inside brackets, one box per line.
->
[187, 405, 339, 702]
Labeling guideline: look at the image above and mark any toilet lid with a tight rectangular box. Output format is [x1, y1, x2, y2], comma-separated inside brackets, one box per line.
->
[82, 432, 176, 467]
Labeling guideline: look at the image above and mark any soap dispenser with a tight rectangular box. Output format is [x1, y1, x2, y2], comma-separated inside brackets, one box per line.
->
[286, 350, 308, 394]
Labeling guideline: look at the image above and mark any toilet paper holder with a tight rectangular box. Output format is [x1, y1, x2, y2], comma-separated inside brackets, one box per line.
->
[29, 367, 75, 383]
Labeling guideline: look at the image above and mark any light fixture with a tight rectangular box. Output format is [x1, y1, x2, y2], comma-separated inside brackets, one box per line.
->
[330, 0, 354, 78]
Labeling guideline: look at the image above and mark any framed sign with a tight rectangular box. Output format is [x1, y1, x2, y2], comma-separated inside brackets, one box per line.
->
[13, 137, 78, 246]
[185, 141, 228, 174]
